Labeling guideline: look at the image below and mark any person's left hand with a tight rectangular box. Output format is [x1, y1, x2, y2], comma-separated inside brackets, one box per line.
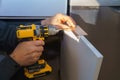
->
[41, 13, 76, 31]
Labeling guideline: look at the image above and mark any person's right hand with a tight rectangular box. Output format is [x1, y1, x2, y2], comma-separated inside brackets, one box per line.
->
[10, 40, 44, 66]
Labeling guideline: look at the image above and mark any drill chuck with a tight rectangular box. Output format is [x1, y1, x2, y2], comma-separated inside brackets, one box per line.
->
[47, 25, 61, 35]
[36, 25, 60, 37]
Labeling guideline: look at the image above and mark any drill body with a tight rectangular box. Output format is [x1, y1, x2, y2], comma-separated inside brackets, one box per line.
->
[16, 24, 60, 78]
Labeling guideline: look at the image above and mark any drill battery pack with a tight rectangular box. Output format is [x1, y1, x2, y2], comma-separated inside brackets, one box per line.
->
[24, 59, 52, 78]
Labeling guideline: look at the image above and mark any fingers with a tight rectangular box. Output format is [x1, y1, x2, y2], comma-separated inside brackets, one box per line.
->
[36, 46, 44, 52]
[65, 17, 76, 28]
[41, 18, 51, 25]
[54, 23, 71, 30]
[26, 45, 44, 55]
[22, 40, 44, 46]
[30, 52, 41, 60]
[31, 40, 45, 46]
[27, 41, 44, 64]
[59, 14, 76, 30]
[22, 40, 44, 54]
[41, 20, 46, 25]
[26, 51, 42, 65]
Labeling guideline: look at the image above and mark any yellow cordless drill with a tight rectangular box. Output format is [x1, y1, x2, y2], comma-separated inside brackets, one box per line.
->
[16, 24, 61, 78]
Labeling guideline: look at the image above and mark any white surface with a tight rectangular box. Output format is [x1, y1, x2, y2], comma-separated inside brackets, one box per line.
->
[61, 31, 103, 80]
[70, 0, 120, 6]
[0, 0, 67, 18]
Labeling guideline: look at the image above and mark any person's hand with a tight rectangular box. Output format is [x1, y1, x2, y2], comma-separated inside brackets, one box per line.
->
[41, 13, 76, 31]
[10, 40, 44, 66]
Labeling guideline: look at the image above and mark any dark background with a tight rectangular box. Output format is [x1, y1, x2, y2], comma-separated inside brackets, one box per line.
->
[71, 6, 120, 80]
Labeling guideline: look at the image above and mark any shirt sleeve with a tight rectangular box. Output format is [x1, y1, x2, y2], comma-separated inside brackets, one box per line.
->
[0, 21, 18, 53]
[0, 21, 21, 80]
[0, 54, 21, 80]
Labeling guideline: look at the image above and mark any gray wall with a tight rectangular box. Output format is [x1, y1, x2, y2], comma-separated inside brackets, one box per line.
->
[71, 0, 120, 6]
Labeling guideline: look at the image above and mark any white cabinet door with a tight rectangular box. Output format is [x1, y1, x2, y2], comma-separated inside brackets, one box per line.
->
[0, 0, 68, 19]
[61, 31, 103, 80]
